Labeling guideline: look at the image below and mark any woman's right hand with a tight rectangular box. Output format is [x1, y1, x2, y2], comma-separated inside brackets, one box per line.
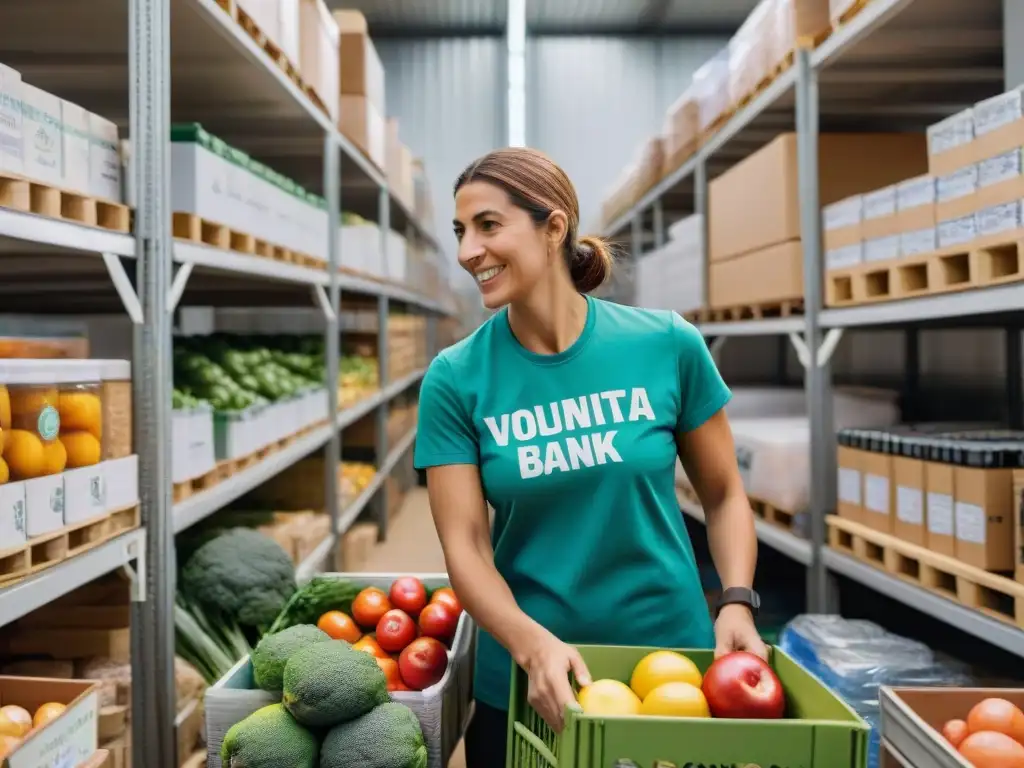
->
[517, 627, 592, 732]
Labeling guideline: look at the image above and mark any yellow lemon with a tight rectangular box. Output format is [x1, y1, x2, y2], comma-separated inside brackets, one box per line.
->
[640, 682, 710, 718]
[630, 650, 702, 701]
[577, 679, 642, 717]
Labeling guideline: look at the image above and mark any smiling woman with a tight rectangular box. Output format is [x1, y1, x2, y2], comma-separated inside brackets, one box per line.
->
[420, 147, 763, 768]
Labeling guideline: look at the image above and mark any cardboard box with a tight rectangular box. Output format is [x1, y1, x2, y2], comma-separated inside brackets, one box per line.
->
[298, 0, 340, 122]
[0, 677, 98, 768]
[927, 108, 974, 176]
[924, 461, 955, 556]
[339, 94, 385, 170]
[893, 456, 925, 546]
[0, 63, 23, 176]
[662, 91, 699, 176]
[954, 466, 1015, 571]
[1014, 467, 1024, 582]
[60, 101, 91, 195]
[708, 239, 802, 309]
[861, 450, 894, 534]
[895, 175, 936, 232]
[21, 83, 62, 185]
[708, 132, 928, 261]
[861, 186, 898, 240]
[88, 114, 121, 203]
[836, 446, 865, 523]
[333, 10, 385, 114]
[935, 164, 979, 223]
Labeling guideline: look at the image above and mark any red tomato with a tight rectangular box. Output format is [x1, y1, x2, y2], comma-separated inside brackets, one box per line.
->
[431, 587, 463, 617]
[958, 731, 1024, 767]
[399, 637, 449, 691]
[317, 611, 362, 643]
[390, 577, 428, 617]
[376, 609, 417, 653]
[352, 635, 389, 659]
[942, 719, 969, 748]
[351, 587, 392, 629]
[375, 656, 404, 691]
[967, 698, 1024, 744]
[418, 601, 459, 645]
[700, 651, 785, 720]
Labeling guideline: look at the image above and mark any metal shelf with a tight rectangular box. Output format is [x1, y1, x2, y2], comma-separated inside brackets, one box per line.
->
[676, 491, 813, 566]
[699, 317, 806, 337]
[822, 548, 1024, 657]
[174, 242, 330, 287]
[295, 533, 337, 583]
[820, 283, 1024, 329]
[336, 427, 419, 536]
[0, 529, 146, 627]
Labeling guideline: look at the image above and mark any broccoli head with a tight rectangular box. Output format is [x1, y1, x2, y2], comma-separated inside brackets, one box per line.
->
[180, 528, 297, 628]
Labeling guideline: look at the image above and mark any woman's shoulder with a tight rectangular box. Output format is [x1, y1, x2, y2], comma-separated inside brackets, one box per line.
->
[592, 298, 698, 343]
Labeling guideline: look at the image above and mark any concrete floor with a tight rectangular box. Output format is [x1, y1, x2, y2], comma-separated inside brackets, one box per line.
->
[363, 487, 467, 768]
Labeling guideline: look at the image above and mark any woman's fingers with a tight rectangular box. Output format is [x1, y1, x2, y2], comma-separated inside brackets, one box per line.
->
[568, 648, 592, 687]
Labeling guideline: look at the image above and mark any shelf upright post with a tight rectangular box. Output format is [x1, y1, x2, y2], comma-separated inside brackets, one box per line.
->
[324, 135, 341, 565]
[694, 159, 710, 310]
[375, 186, 392, 540]
[653, 199, 665, 249]
[795, 47, 837, 614]
[129, 0, 176, 764]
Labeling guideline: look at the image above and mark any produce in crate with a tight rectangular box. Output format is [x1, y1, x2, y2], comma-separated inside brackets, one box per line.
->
[389, 576, 428, 617]
[220, 703, 319, 768]
[377, 609, 418, 653]
[399, 638, 449, 692]
[701, 651, 785, 720]
[318, 610, 363, 643]
[0, 701, 67, 757]
[577, 680, 641, 716]
[940, 696, 1024, 765]
[352, 587, 393, 629]
[320, 702, 427, 768]
[251, 624, 331, 693]
[417, 602, 458, 645]
[282, 640, 389, 727]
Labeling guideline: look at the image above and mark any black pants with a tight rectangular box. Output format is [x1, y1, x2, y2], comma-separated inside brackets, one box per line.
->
[464, 700, 509, 767]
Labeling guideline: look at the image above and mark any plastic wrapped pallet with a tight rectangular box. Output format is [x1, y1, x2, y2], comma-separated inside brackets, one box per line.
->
[774, 0, 832, 61]
[728, 0, 775, 106]
[692, 49, 732, 134]
[829, 0, 865, 25]
[661, 89, 700, 177]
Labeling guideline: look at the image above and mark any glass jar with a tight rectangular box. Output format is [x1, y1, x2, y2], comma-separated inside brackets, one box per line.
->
[1, 360, 64, 480]
[57, 360, 103, 470]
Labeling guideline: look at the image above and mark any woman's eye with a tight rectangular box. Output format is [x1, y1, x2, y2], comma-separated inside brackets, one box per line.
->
[480, 220, 498, 232]
[453, 229, 464, 241]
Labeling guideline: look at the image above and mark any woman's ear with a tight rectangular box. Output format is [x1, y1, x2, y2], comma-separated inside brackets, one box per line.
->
[546, 210, 569, 252]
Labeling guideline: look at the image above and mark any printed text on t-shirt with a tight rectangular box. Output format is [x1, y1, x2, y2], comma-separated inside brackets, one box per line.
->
[482, 388, 656, 479]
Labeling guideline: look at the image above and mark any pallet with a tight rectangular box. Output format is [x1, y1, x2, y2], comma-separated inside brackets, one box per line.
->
[0, 505, 141, 586]
[749, 496, 796, 530]
[826, 515, 1024, 628]
[0, 172, 130, 233]
[682, 308, 712, 324]
[832, 0, 872, 30]
[173, 212, 326, 270]
[708, 298, 804, 323]
[826, 234, 1024, 307]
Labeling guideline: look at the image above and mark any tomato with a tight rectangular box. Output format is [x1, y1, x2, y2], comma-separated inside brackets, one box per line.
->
[352, 635, 389, 659]
[967, 698, 1024, 744]
[375, 656, 404, 691]
[418, 601, 459, 645]
[376, 609, 417, 653]
[351, 587, 392, 630]
[430, 587, 462, 617]
[700, 651, 785, 720]
[942, 719, 969, 748]
[317, 610, 362, 643]
[398, 637, 449, 691]
[390, 577, 428, 617]
[958, 730, 1024, 767]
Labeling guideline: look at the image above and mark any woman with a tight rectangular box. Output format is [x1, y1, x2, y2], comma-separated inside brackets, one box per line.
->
[414, 147, 764, 767]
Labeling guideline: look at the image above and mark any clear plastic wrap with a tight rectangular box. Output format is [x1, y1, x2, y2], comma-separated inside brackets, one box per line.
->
[692, 48, 732, 134]
[728, 0, 775, 105]
[775, 0, 833, 60]
[661, 88, 700, 175]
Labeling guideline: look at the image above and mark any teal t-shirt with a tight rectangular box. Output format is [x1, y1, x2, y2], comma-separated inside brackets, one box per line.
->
[413, 294, 731, 712]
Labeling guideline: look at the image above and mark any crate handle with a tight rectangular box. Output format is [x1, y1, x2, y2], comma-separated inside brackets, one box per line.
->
[512, 721, 558, 765]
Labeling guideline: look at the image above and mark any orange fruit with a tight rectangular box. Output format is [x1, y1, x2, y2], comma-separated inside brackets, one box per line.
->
[41, 438, 67, 475]
[317, 610, 362, 643]
[57, 392, 102, 439]
[351, 587, 392, 630]
[630, 651, 702, 701]
[59, 431, 100, 468]
[376, 656, 405, 691]
[0, 733, 20, 758]
[640, 682, 710, 718]
[32, 702, 66, 729]
[352, 635, 389, 659]
[0, 706, 31, 737]
[577, 679, 642, 716]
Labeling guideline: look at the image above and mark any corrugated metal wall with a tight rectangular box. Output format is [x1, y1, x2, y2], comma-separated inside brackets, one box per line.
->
[527, 36, 727, 232]
[377, 37, 506, 292]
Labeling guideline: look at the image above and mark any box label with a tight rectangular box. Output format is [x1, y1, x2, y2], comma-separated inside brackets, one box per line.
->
[978, 149, 1022, 188]
[838, 468, 861, 505]
[954, 501, 986, 544]
[865, 474, 889, 515]
[896, 486, 923, 525]
[927, 492, 954, 535]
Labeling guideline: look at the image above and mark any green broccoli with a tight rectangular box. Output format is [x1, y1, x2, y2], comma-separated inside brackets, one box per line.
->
[252, 624, 331, 693]
[320, 702, 428, 768]
[221, 703, 318, 767]
[283, 640, 388, 728]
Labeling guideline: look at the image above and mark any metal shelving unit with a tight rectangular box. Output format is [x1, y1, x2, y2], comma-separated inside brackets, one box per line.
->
[0, 1, 450, 764]
[608, 0, 1020, 659]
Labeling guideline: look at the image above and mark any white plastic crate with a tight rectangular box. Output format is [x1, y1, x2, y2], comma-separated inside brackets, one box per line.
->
[205, 572, 476, 768]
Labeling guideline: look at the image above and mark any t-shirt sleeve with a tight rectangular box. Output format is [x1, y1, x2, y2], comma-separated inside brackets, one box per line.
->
[414, 355, 479, 469]
[672, 312, 732, 432]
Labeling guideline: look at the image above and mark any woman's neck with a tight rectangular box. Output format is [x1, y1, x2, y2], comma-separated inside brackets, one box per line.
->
[507, 277, 588, 356]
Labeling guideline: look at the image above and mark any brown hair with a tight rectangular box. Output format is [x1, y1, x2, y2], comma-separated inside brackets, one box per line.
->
[454, 148, 614, 293]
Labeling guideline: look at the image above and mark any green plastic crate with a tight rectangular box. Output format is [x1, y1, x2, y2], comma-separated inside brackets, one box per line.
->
[506, 645, 869, 768]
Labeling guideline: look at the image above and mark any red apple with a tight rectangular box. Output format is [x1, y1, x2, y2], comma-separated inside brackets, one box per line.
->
[430, 587, 463, 618]
[701, 651, 785, 719]
[375, 609, 417, 653]
[390, 576, 428, 617]
[398, 637, 449, 691]
[418, 601, 459, 645]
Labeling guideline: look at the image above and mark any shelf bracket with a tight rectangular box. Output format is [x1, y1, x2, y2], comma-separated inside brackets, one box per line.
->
[311, 284, 336, 322]
[102, 253, 144, 325]
[788, 328, 844, 369]
[121, 534, 147, 603]
[167, 263, 193, 314]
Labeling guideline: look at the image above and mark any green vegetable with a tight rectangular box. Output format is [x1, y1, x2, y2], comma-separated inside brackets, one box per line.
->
[320, 702, 428, 768]
[268, 576, 363, 634]
[220, 703, 318, 768]
[252, 624, 331, 693]
[283, 640, 388, 728]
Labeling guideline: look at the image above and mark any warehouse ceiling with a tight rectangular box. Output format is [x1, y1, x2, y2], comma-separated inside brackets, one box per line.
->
[328, 0, 760, 35]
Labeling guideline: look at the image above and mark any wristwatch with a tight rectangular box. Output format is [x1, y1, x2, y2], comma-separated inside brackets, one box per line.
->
[715, 587, 760, 619]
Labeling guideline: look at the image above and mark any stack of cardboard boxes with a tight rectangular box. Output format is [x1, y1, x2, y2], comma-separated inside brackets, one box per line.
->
[335, 10, 385, 171]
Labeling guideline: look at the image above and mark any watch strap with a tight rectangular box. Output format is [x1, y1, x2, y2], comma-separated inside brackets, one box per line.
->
[716, 586, 760, 618]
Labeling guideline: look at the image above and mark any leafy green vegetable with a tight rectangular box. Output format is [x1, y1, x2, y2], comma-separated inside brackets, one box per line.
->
[268, 575, 363, 634]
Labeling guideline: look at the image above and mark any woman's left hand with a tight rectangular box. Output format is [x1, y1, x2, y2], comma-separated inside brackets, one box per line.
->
[713, 604, 768, 660]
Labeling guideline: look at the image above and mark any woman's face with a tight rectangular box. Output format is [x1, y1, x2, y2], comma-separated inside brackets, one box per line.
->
[454, 181, 559, 310]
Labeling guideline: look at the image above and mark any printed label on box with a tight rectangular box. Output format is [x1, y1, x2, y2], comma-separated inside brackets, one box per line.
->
[978, 149, 1022, 188]
[0, 482, 27, 550]
[938, 216, 977, 248]
[838, 468, 861, 505]
[900, 228, 937, 257]
[976, 202, 1021, 238]
[897, 176, 936, 210]
[865, 235, 899, 263]
[937, 165, 979, 202]
[974, 88, 1024, 137]
[735, 446, 753, 489]
[954, 501, 986, 544]
[7, 689, 98, 768]
[865, 474, 889, 515]
[824, 196, 862, 230]
[927, 109, 974, 155]
[863, 187, 896, 220]
[896, 486, 923, 525]
[826, 244, 863, 271]
[927, 492, 954, 535]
